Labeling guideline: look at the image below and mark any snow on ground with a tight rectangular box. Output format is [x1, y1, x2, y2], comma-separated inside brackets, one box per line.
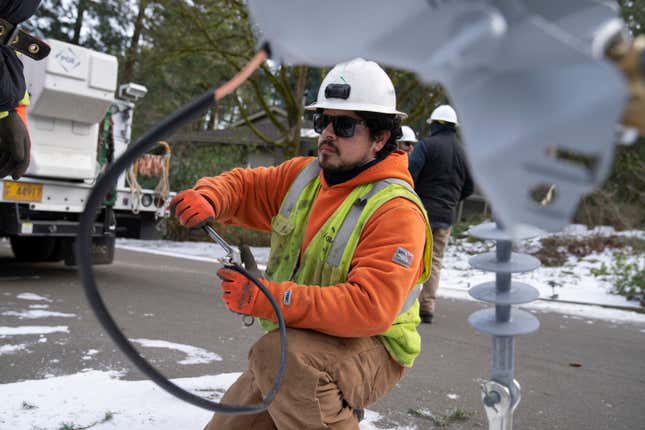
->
[16, 293, 52, 302]
[1, 310, 77, 319]
[440, 224, 644, 308]
[0, 344, 27, 356]
[117, 224, 645, 323]
[0, 370, 409, 430]
[81, 349, 100, 361]
[0, 326, 69, 336]
[28, 304, 50, 310]
[130, 338, 222, 365]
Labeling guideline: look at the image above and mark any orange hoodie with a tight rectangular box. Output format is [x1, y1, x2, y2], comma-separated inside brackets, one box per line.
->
[194, 151, 427, 337]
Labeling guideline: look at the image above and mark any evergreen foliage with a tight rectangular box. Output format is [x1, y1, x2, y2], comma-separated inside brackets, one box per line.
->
[20, 1, 645, 230]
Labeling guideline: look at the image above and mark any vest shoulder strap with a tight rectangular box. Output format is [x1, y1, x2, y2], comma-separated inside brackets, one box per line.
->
[0, 18, 50, 61]
[326, 178, 412, 267]
[278, 160, 321, 218]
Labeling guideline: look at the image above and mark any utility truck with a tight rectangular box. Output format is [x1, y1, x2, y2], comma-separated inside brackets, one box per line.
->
[0, 39, 170, 265]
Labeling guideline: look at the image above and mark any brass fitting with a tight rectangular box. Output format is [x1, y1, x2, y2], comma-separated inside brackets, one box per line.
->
[607, 35, 645, 135]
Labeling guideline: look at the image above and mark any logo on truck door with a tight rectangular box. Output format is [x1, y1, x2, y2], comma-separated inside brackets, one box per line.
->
[55, 47, 81, 73]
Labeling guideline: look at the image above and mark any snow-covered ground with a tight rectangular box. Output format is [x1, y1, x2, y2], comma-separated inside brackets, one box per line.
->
[2, 225, 643, 429]
[0, 370, 403, 430]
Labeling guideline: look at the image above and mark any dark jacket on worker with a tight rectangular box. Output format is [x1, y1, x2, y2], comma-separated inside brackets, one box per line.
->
[408, 122, 474, 227]
[0, 0, 41, 111]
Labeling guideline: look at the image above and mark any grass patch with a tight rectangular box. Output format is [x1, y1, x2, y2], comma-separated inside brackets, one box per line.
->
[590, 262, 610, 277]
[611, 254, 645, 304]
[408, 407, 475, 427]
[21, 401, 37, 410]
[532, 234, 645, 267]
[451, 215, 489, 240]
[408, 408, 433, 420]
[57, 412, 116, 430]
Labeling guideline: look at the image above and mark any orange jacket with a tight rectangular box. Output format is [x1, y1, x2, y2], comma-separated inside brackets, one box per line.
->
[195, 151, 427, 337]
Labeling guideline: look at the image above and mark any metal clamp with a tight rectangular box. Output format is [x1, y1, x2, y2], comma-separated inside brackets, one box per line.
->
[202, 224, 253, 326]
[481, 380, 520, 430]
[203, 224, 241, 266]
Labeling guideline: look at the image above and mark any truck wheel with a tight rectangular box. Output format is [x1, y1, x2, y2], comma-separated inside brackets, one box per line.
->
[47, 239, 65, 262]
[10, 237, 59, 262]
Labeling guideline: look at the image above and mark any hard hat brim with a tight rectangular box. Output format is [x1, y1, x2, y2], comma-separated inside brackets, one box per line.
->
[426, 118, 459, 125]
[306, 101, 408, 119]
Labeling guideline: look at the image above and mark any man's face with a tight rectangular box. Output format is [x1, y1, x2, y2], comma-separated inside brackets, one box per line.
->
[398, 141, 415, 154]
[317, 109, 389, 173]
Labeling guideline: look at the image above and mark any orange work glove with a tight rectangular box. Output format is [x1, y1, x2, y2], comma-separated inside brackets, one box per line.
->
[0, 108, 31, 180]
[169, 189, 215, 228]
[217, 267, 264, 316]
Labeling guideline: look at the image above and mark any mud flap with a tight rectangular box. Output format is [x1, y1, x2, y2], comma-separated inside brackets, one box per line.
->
[64, 236, 115, 266]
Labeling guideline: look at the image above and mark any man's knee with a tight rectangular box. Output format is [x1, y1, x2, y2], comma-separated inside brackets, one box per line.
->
[249, 329, 332, 386]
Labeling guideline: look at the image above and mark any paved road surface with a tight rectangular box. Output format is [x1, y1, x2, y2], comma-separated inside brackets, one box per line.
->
[1, 244, 644, 429]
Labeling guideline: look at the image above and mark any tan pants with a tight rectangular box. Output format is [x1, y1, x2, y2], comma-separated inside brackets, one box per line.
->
[204, 328, 402, 430]
[419, 226, 452, 314]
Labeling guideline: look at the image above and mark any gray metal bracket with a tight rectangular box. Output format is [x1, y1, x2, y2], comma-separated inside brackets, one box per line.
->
[482, 379, 521, 430]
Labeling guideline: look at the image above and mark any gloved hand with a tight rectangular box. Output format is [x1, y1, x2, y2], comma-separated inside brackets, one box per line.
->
[169, 189, 215, 228]
[0, 109, 31, 180]
[217, 267, 263, 316]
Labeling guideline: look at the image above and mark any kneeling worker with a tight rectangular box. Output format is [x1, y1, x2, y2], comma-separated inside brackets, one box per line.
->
[171, 58, 432, 429]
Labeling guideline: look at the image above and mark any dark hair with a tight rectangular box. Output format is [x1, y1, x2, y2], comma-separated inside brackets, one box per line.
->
[356, 111, 402, 160]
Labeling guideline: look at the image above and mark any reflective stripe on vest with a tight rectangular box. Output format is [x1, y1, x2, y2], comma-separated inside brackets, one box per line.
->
[278, 160, 321, 218]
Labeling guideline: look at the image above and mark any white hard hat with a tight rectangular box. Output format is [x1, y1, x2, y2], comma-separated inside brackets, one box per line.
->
[398, 125, 418, 143]
[305, 58, 407, 119]
[427, 104, 458, 125]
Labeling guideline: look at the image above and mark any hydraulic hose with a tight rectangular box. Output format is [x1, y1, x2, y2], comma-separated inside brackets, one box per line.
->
[76, 48, 288, 414]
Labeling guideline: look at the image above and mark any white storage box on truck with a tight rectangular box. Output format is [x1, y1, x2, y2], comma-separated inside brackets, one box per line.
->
[0, 39, 170, 264]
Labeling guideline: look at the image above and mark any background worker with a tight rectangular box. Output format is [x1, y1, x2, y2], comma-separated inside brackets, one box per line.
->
[0, 0, 42, 179]
[397, 125, 418, 154]
[409, 104, 473, 324]
[170, 58, 432, 430]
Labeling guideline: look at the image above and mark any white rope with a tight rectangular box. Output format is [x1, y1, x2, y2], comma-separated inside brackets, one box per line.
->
[127, 165, 142, 215]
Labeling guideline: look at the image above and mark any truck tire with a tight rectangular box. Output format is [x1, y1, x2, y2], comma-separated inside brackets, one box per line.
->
[47, 239, 65, 262]
[10, 237, 60, 262]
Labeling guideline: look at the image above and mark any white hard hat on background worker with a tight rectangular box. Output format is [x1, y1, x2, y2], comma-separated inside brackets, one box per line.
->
[399, 125, 418, 143]
[427, 104, 458, 125]
[397, 125, 418, 154]
[305, 58, 407, 118]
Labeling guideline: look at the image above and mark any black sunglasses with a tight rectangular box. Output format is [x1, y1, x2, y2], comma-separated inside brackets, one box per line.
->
[313, 113, 367, 138]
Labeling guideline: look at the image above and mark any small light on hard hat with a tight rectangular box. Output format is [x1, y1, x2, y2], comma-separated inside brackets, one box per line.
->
[325, 83, 351, 100]
[305, 58, 407, 119]
[427, 104, 459, 125]
[141, 194, 153, 207]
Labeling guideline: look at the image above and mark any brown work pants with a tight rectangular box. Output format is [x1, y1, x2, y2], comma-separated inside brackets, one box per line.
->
[419, 226, 452, 314]
[204, 328, 402, 430]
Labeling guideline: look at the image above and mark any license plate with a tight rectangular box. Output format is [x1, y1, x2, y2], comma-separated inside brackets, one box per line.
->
[3, 181, 43, 203]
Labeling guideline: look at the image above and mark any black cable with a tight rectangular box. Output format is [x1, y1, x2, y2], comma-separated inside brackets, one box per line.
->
[76, 89, 287, 414]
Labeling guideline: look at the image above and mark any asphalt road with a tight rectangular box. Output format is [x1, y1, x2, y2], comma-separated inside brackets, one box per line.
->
[1, 243, 644, 429]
